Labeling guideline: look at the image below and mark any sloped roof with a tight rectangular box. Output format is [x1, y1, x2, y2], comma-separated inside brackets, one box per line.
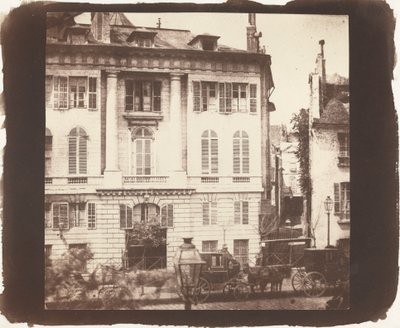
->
[316, 98, 349, 125]
[110, 13, 134, 26]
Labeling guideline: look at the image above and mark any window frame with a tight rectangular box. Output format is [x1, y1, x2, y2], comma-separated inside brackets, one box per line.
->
[120, 204, 134, 229]
[201, 130, 218, 174]
[234, 200, 249, 225]
[161, 204, 174, 227]
[68, 127, 88, 175]
[202, 202, 218, 225]
[87, 202, 96, 230]
[334, 182, 350, 221]
[52, 202, 69, 230]
[202, 240, 218, 253]
[233, 131, 250, 174]
[125, 79, 162, 112]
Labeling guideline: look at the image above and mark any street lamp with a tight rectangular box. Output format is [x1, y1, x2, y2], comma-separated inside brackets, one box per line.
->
[174, 237, 205, 310]
[324, 196, 334, 248]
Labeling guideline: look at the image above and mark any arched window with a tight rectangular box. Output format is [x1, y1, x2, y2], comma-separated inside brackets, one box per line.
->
[201, 130, 218, 174]
[68, 127, 87, 174]
[233, 131, 249, 174]
[45, 128, 52, 176]
[132, 127, 153, 175]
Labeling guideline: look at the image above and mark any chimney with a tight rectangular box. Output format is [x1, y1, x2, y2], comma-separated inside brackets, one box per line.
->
[316, 40, 327, 113]
[247, 13, 261, 53]
[91, 12, 111, 43]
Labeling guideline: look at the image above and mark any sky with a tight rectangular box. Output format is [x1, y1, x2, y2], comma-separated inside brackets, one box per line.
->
[126, 13, 349, 127]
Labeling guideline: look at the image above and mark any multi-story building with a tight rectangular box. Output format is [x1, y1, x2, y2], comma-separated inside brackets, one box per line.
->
[44, 12, 275, 270]
[309, 40, 350, 252]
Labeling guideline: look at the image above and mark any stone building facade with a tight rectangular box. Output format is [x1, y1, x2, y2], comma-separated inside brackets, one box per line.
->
[309, 40, 350, 252]
[44, 13, 275, 270]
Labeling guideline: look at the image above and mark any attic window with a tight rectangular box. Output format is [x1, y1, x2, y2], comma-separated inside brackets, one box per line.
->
[188, 34, 220, 51]
[127, 30, 157, 48]
[202, 39, 216, 51]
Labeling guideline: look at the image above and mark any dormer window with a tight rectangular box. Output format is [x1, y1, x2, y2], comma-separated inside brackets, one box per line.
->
[127, 29, 157, 48]
[188, 34, 220, 51]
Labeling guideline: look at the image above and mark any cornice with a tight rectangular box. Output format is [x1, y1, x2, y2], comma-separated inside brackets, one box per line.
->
[96, 188, 196, 196]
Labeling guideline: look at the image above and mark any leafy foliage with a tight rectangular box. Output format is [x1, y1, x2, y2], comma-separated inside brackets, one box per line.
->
[127, 222, 167, 247]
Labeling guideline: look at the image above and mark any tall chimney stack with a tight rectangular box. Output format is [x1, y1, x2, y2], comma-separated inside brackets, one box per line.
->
[316, 40, 327, 112]
[91, 12, 111, 43]
[247, 13, 261, 53]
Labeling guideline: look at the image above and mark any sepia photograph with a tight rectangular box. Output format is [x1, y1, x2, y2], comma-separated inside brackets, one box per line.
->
[43, 11, 351, 311]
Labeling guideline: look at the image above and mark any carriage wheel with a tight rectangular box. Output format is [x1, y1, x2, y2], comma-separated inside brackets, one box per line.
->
[195, 277, 211, 304]
[303, 272, 327, 297]
[233, 283, 250, 301]
[223, 282, 235, 296]
[291, 271, 307, 292]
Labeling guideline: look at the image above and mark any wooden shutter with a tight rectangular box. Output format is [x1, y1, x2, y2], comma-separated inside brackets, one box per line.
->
[201, 82, 208, 111]
[136, 139, 143, 175]
[233, 137, 240, 174]
[203, 202, 210, 225]
[53, 203, 69, 230]
[219, 83, 225, 113]
[127, 205, 133, 228]
[152, 81, 161, 112]
[161, 205, 167, 227]
[225, 83, 232, 112]
[201, 138, 209, 174]
[144, 139, 151, 175]
[78, 136, 87, 174]
[52, 203, 60, 229]
[88, 77, 97, 109]
[69, 136, 77, 174]
[242, 201, 249, 224]
[167, 204, 174, 227]
[125, 80, 134, 111]
[242, 135, 250, 173]
[250, 84, 257, 113]
[46, 76, 53, 108]
[234, 201, 241, 224]
[211, 202, 217, 225]
[120, 204, 126, 228]
[334, 183, 340, 214]
[193, 81, 200, 112]
[210, 138, 218, 174]
[88, 203, 96, 229]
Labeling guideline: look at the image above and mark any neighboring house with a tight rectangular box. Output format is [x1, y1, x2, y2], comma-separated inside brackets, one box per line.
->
[44, 12, 275, 270]
[308, 40, 350, 252]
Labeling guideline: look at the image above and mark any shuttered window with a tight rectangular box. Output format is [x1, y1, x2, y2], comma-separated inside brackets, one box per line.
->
[201, 130, 218, 174]
[120, 204, 133, 229]
[68, 127, 87, 175]
[53, 76, 68, 109]
[218, 82, 233, 113]
[133, 127, 153, 175]
[69, 77, 87, 108]
[203, 202, 217, 225]
[46, 76, 53, 108]
[125, 80, 161, 112]
[193, 81, 201, 112]
[338, 133, 349, 157]
[87, 203, 96, 229]
[234, 201, 249, 224]
[250, 84, 257, 113]
[334, 182, 350, 220]
[232, 83, 247, 112]
[161, 204, 174, 227]
[52, 203, 69, 230]
[233, 131, 250, 174]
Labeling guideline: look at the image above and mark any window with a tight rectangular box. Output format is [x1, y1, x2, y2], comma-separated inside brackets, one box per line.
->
[52, 203, 69, 230]
[48, 76, 98, 110]
[45, 128, 52, 176]
[161, 204, 174, 227]
[45, 245, 52, 266]
[53, 76, 68, 109]
[132, 127, 153, 175]
[87, 203, 96, 229]
[202, 240, 218, 252]
[234, 201, 249, 224]
[133, 203, 160, 224]
[232, 83, 247, 112]
[202, 202, 217, 225]
[234, 239, 249, 267]
[125, 80, 161, 112]
[233, 131, 249, 174]
[249, 84, 257, 113]
[134, 38, 152, 48]
[68, 127, 87, 175]
[193, 81, 217, 112]
[338, 133, 349, 166]
[334, 182, 350, 221]
[120, 204, 133, 229]
[219, 82, 232, 113]
[201, 130, 218, 174]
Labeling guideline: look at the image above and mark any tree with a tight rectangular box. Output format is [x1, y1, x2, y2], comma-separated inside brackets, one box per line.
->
[290, 108, 312, 238]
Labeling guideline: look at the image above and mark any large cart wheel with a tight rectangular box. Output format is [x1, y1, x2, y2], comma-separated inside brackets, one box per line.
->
[195, 277, 211, 304]
[291, 270, 307, 292]
[303, 272, 327, 297]
[233, 283, 250, 301]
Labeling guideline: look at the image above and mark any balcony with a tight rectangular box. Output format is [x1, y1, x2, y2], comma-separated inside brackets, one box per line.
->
[123, 175, 169, 184]
[338, 151, 350, 167]
[188, 175, 262, 192]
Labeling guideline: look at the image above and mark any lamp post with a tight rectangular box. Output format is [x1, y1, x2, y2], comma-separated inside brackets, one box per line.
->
[324, 196, 334, 248]
[174, 237, 205, 310]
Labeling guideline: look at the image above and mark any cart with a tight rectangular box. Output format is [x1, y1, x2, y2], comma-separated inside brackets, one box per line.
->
[195, 250, 250, 303]
[295, 248, 349, 297]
